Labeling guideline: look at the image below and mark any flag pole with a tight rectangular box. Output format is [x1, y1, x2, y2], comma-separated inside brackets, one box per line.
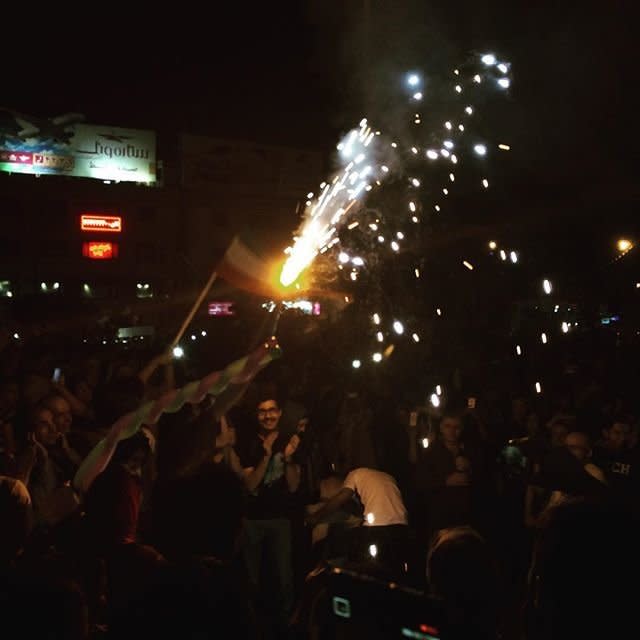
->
[170, 266, 219, 348]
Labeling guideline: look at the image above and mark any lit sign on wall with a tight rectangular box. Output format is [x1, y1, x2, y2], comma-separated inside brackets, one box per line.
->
[208, 301, 235, 316]
[82, 242, 118, 259]
[80, 214, 122, 232]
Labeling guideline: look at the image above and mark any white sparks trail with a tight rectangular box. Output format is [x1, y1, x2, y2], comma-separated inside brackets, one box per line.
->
[277, 52, 516, 374]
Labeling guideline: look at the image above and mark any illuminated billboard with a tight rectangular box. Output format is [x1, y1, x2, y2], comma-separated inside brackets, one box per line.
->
[82, 242, 119, 259]
[80, 214, 122, 233]
[0, 109, 156, 184]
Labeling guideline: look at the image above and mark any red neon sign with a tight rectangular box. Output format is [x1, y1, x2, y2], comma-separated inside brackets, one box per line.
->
[82, 242, 118, 259]
[80, 214, 122, 233]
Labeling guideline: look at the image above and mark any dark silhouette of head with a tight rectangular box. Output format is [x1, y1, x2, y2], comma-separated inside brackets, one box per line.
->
[531, 498, 639, 639]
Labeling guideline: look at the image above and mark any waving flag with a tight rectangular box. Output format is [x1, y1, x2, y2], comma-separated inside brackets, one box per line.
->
[74, 337, 281, 494]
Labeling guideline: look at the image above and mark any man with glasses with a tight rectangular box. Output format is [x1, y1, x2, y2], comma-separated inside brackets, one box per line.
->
[239, 396, 302, 632]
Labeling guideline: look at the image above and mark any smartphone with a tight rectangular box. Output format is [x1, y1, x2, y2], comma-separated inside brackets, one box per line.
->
[52, 367, 62, 383]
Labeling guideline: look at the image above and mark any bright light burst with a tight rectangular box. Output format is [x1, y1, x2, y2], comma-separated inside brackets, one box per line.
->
[280, 119, 380, 286]
[279, 52, 513, 366]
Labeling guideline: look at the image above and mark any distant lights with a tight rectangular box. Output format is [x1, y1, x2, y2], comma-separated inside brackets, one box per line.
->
[463, 260, 474, 271]
[369, 544, 378, 558]
[535, 382, 542, 394]
[422, 438, 430, 449]
[474, 144, 487, 156]
[498, 144, 511, 151]
[413, 92, 423, 100]
[516, 345, 522, 356]
[497, 63, 509, 73]
[412, 333, 420, 342]
[338, 252, 350, 264]
[172, 346, 184, 359]
[541, 333, 548, 344]
[543, 279, 552, 294]
[366, 513, 375, 525]
[498, 78, 511, 89]
[426, 150, 439, 160]
[352, 359, 362, 369]
[372, 352, 383, 363]
[489, 241, 497, 250]
[373, 313, 381, 325]
[407, 73, 420, 87]
[561, 322, 569, 334]
[465, 106, 473, 115]
[481, 53, 497, 65]
[393, 320, 404, 335]
[482, 178, 489, 188]
[430, 393, 440, 408]
[510, 251, 518, 263]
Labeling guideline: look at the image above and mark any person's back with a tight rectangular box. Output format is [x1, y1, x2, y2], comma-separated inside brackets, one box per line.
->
[527, 498, 639, 639]
[343, 467, 408, 526]
[426, 526, 502, 640]
[115, 463, 257, 639]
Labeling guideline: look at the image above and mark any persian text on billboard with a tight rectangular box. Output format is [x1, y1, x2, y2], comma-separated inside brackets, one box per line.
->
[0, 111, 156, 184]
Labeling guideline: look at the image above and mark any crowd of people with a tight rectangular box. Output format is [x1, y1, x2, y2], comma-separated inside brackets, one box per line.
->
[1, 320, 639, 639]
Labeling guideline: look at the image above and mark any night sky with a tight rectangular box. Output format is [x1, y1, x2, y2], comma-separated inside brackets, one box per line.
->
[3, 2, 637, 271]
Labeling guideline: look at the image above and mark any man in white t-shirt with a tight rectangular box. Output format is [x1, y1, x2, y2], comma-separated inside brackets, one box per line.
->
[305, 467, 409, 572]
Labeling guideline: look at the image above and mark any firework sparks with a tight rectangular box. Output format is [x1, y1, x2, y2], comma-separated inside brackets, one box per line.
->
[277, 52, 513, 367]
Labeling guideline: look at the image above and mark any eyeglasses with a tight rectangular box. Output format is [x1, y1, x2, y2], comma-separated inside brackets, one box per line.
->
[257, 408, 279, 416]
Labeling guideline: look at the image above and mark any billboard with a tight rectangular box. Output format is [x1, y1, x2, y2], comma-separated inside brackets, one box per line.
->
[0, 109, 156, 184]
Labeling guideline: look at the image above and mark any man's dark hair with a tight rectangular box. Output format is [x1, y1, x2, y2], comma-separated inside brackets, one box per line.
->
[112, 431, 152, 466]
[439, 407, 466, 424]
[255, 395, 280, 409]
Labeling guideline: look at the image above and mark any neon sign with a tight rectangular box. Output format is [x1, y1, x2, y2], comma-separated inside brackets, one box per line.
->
[82, 242, 118, 259]
[208, 301, 235, 316]
[80, 214, 122, 232]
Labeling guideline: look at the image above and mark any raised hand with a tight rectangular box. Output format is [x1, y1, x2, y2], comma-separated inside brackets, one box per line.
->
[284, 434, 301, 462]
[262, 431, 278, 457]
